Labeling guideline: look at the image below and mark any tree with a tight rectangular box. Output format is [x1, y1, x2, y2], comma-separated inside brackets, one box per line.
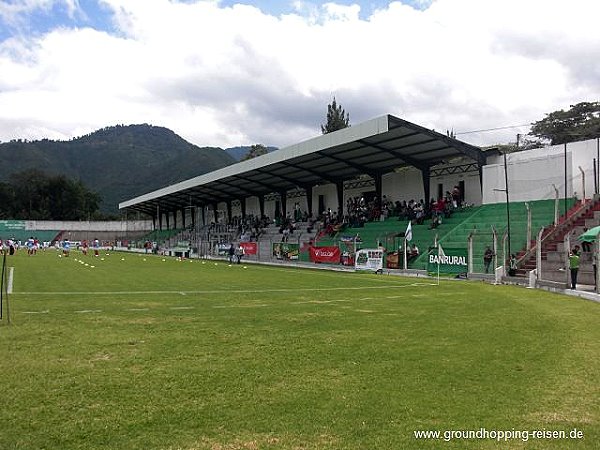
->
[321, 97, 350, 134]
[0, 182, 15, 219]
[0, 170, 101, 220]
[529, 101, 600, 145]
[241, 144, 269, 161]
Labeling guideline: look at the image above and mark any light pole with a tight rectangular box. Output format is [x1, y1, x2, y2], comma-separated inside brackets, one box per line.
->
[492, 151, 511, 264]
[564, 142, 568, 217]
[504, 151, 511, 259]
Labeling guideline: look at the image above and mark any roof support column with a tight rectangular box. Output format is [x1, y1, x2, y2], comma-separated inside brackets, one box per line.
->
[190, 207, 195, 228]
[305, 186, 313, 218]
[226, 201, 232, 225]
[240, 198, 247, 219]
[259, 197, 265, 218]
[181, 208, 186, 229]
[201, 206, 206, 227]
[280, 190, 287, 219]
[166, 211, 171, 230]
[421, 167, 431, 213]
[374, 175, 382, 212]
[336, 182, 344, 218]
[212, 203, 218, 224]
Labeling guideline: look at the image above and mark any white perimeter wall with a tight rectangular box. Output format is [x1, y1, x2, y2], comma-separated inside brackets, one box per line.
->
[483, 138, 599, 204]
[312, 184, 338, 216]
[28, 220, 153, 231]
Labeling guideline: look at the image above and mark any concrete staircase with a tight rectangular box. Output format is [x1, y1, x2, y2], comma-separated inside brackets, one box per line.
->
[517, 198, 600, 285]
[254, 221, 318, 261]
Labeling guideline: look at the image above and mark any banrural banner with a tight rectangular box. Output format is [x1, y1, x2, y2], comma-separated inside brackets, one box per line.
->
[273, 242, 299, 260]
[309, 246, 340, 263]
[239, 242, 257, 255]
[427, 247, 468, 275]
[355, 248, 384, 272]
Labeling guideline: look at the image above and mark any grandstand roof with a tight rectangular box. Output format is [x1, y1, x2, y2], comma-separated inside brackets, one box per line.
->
[119, 114, 485, 215]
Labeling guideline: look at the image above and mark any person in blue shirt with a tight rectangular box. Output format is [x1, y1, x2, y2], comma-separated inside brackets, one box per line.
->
[62, 239, 71, 257]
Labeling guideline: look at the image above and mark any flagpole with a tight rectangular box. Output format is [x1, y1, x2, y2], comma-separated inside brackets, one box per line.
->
[437, 252, 440, 285]
[404, 221, 412, 271]
[437, 243, 444, 286]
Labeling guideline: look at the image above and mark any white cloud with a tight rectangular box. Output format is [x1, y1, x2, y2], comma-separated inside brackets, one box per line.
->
[0, 0, 599, 148]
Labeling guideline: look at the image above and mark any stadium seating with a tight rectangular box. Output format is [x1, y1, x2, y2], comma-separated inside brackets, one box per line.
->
[316, 199, 576, 272]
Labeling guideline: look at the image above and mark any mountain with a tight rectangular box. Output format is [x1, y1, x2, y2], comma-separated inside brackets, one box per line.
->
[225, 145, 278, 161]
[0, 124, 236, 213]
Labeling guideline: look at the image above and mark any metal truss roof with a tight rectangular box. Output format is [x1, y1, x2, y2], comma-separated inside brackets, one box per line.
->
[119, 114, 485, 215]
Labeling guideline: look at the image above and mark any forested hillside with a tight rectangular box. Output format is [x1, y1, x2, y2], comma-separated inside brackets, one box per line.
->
[0, 124, 236, 213]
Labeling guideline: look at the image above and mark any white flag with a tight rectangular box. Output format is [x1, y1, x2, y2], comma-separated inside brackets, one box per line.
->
[438, 243, 446, 258]
[405, 221, 413, 242]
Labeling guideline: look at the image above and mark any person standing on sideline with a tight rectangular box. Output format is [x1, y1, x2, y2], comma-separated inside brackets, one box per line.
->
[483, 246, 494, 274]
[228, 243, 235, 263]
[508, 254, 518, 276]
[569, 247, 580, 290]
[235, 244, 244, 264]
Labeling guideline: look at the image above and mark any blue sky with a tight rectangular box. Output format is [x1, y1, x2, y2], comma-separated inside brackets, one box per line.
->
[0, 0, 113, 40]
[216, 0, 430, 17]
[0, 0, 597, 148]
[0, 0, 430, 39]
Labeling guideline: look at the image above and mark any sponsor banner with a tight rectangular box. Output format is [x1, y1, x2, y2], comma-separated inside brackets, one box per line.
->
[273, 242, 299, 260]
[0, 220, 26, 231]
[309, 246, 340, 263]
[240, 242, 257, 255]
[216, 243, 230, 256]
[340, 235, 362, 243]
[427, 247, 468, 274]
[354, 248, 384, 272]
[386, 251, 400, 269]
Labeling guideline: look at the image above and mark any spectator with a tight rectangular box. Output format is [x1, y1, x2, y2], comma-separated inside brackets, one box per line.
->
[483, 246, 494, 273]
[408, 243, 420, 261]
[452, 185, 461, 208]
[569, 247, 580, 290]
[508, 254, 517, 276]
[235, 245, 244, 264]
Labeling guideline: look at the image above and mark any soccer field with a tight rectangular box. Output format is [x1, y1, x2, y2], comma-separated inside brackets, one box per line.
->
[1, 250, 599, 449]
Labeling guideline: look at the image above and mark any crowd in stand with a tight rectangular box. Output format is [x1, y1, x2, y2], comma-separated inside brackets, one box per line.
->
[138, 185, 467, 249]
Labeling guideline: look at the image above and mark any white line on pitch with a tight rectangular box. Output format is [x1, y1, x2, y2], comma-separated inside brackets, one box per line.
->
[212, 304, 268, 308]
[21, 310, 49, 314]
[74, 310, 102, 314]
[291, 299, 350, 304]
[7, 267, 14, 294]
[13, 283, 433, 296]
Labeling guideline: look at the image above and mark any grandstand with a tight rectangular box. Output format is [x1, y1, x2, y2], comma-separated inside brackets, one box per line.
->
[309, 199, 577, 273]
[117, 113, 600, 291]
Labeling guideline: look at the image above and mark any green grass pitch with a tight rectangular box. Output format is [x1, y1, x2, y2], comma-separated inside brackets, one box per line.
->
[0, 250, 598, 449]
